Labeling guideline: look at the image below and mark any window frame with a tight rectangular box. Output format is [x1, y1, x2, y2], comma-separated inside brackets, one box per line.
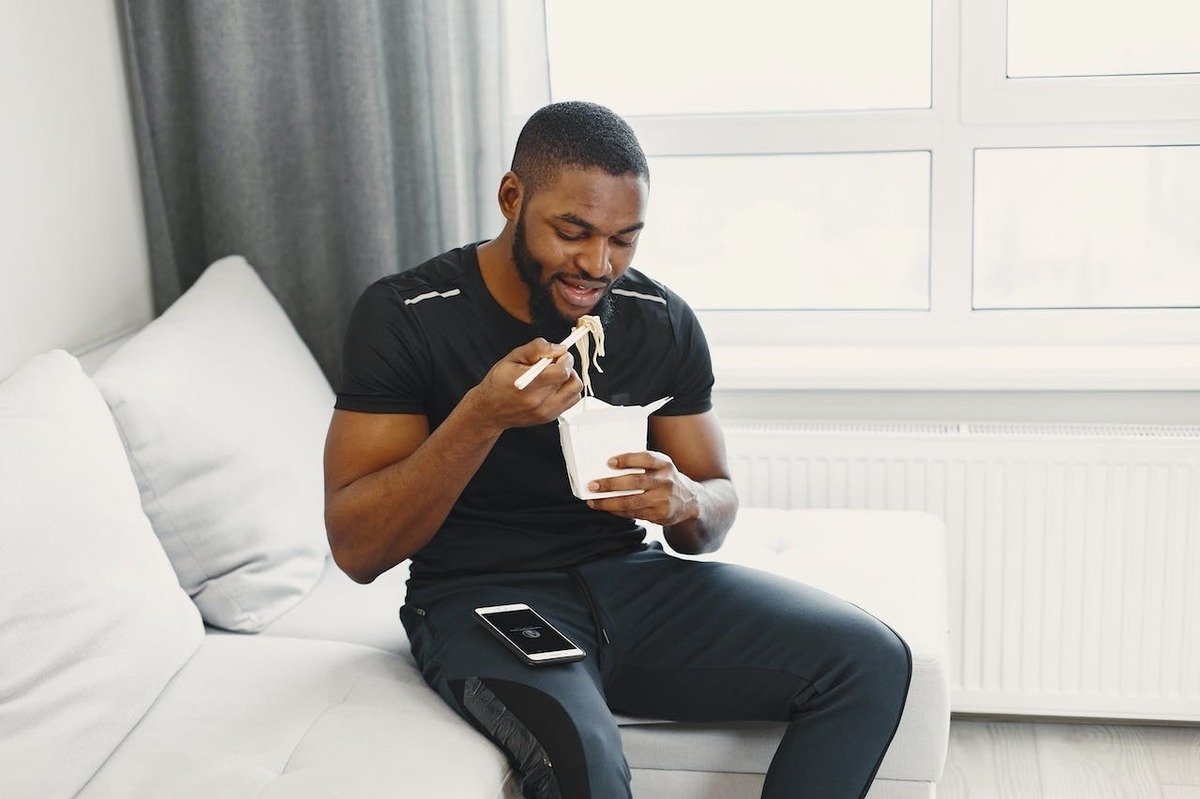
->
[539, 0, 1200, 388]
[963, 0, 1200, 124]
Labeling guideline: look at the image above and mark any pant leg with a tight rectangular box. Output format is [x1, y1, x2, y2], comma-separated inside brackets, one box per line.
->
[582, 543, 912, 799]
[402, 570, 632, 799]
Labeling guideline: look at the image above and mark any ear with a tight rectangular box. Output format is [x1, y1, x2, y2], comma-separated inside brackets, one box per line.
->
[497, 171, 524, 222]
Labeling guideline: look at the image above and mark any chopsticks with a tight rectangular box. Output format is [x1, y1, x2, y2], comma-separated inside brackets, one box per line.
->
[513, 325, 590, 390]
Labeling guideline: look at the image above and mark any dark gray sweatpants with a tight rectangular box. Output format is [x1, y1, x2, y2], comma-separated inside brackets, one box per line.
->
[399, 541, 912, 799]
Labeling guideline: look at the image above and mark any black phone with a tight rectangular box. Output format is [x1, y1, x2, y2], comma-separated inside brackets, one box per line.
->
[473, 603, 586, 666]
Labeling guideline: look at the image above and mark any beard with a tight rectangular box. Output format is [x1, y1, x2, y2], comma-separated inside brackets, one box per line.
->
[512, 208, 617, 342]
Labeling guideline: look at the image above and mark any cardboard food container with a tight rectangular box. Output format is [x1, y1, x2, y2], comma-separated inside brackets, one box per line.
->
[558, 396, 673, 500]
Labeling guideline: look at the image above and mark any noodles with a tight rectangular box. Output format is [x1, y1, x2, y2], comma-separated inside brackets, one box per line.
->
[573, 315, 605, 398]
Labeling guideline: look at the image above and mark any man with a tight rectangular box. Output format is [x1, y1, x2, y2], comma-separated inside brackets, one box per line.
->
[324, 101, 911, 798]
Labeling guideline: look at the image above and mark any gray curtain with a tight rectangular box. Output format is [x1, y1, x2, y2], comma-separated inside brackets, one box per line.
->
[117, 0, 547, 382]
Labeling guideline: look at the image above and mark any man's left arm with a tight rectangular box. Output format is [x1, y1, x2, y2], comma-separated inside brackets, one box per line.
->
[585, 411, 738, 555]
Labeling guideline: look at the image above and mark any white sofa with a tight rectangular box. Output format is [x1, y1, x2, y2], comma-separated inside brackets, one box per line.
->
[2, 256, 950, 798]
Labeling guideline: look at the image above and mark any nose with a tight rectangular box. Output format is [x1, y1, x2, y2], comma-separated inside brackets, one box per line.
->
[574, 238, 611, 281]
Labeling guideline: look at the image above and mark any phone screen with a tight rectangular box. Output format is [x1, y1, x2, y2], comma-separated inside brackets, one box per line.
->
[482, 608, 576, 655]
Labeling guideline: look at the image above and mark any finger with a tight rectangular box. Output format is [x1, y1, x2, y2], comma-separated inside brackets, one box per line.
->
[587, 472, 650, 494]
[513, 337, 567, 365]
[544, 357, 580, 393]
[522, 351, 574, 394]
[543, 371, 583, 416]
[550, 350, 575, 379]
[607, 451, 669, 471]
[586, 494, 647, 515]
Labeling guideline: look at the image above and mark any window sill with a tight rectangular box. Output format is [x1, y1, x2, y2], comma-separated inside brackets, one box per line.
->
[710, 344, 1200, 392]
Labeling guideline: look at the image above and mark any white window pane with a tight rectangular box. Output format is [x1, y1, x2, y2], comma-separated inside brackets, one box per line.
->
[1008, 0, 1200, 78]
[973, 147, 1200, 309]
[634, 153, 930, 310]
[545, 0, 930, 115]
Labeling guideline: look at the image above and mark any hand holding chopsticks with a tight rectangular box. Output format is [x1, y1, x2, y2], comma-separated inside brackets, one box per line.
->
[513, 325, 590, 390]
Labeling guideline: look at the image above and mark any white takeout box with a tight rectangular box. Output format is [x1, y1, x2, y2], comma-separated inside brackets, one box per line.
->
[558, 396, 673, 500]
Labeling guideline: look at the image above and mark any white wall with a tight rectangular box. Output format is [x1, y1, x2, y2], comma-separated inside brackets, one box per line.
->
[0, 2, 153, 380]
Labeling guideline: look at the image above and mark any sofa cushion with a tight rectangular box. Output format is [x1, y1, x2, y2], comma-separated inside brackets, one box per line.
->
[76, 635, 513, 799]
[0, 351, 203, 799]
[256, 558, 411, 657]
[91, 255, 334, 632]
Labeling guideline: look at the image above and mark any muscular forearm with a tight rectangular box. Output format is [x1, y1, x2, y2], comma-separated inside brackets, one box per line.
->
[327, 390, 501, 583]
[664, 477, 738, 555]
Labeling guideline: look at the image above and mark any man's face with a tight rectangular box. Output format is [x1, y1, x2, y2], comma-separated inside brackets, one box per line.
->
[511, 166, 647, 337]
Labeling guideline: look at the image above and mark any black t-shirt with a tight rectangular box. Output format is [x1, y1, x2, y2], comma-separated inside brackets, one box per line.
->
[335, 242, 714, 585]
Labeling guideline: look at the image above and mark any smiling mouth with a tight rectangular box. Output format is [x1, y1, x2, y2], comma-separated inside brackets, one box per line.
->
[554, 277, 606, 307]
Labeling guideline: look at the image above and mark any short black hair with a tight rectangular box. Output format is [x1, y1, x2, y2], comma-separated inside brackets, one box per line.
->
[511, 101, 649, 192]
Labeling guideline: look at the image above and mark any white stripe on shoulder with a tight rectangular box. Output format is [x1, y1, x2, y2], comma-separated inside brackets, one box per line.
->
[612, 288, 667, 305]
[404, 288, 462, 306]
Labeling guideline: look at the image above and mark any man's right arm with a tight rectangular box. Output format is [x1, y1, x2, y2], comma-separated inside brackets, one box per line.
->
[323, 338, 583, 584]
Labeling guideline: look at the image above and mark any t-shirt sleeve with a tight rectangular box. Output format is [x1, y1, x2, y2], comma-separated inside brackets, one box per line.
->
[334, 281, 431, 414]
[654, 295, 714, 417]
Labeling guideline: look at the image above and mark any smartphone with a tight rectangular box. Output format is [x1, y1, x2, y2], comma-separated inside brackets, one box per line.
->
[473, 603, 586, 666]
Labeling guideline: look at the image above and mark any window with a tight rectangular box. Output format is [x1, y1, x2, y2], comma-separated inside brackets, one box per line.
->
[974, 146, 1200, 310]
[637, 152, 930, 310]
[543, 0, 1200, 356]
[1007, 0, 1200, 78]
[546, 0, 931, 114]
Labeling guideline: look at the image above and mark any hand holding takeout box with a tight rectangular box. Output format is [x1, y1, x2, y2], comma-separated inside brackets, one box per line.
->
[558, 396, 672, 500]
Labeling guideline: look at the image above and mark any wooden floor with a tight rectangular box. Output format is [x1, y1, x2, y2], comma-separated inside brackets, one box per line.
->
[940, 719, 1200, 798]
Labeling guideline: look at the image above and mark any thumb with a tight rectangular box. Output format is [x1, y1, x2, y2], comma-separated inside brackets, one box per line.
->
[513, 337, 566, 365]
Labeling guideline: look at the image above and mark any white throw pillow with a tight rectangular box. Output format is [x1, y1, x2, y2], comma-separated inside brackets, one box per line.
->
[92, 255, 334, 632]
[0, 351, 203, 799]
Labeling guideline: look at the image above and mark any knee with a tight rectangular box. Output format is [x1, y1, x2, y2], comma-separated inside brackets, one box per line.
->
[451, 677, 629, 799]
[844, 612, 912, 710]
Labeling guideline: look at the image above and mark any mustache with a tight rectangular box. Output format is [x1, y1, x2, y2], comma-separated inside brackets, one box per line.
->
[550, 273, 612, 288]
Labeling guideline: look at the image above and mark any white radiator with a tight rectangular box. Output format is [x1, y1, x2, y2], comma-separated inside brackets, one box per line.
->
[723, 420, 1200, 722]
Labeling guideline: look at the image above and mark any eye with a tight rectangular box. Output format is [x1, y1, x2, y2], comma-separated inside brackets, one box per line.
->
[611, 237, 635, 249]
[555, 229, 586, 242]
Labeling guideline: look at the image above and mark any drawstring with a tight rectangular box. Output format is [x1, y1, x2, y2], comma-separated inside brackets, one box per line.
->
[567, 568, 609, 665]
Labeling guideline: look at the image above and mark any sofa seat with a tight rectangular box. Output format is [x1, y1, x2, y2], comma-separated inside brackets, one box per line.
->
[255, 553, 414, 659]
[252, 508, 949, 798]
[77, 635, 512, 799]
